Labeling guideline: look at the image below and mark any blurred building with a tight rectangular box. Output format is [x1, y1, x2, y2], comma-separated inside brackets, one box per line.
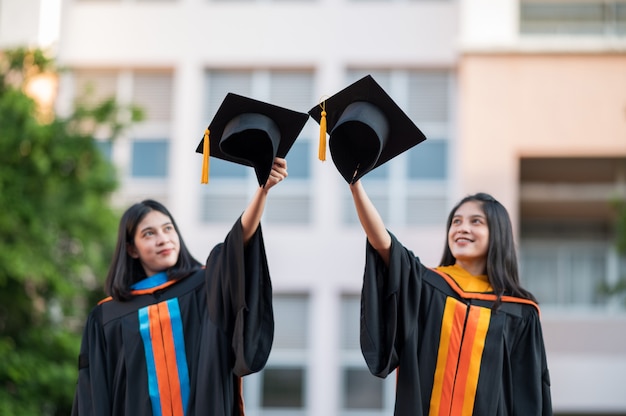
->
[1, 0, 625, 414]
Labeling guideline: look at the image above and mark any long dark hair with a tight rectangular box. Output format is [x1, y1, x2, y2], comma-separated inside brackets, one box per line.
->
[105, 199, 202, 301]
[439, 193, 537, 304]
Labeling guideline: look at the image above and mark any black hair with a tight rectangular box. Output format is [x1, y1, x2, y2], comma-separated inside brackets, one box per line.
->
[104, 199, 202, 301]
[439, 192, 537, 305]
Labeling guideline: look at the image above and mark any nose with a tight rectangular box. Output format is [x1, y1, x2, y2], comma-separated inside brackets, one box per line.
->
[155, 231, 169, 245]
[453, 221, 469, 233]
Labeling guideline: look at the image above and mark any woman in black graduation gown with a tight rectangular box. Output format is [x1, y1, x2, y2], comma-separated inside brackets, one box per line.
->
[71, 158, 288, 416]
[350, 182, 553, 416]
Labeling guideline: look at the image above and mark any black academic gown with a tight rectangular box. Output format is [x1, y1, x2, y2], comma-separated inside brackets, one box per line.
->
[71, 218, 273, 416]
[360, 233, 552, 416]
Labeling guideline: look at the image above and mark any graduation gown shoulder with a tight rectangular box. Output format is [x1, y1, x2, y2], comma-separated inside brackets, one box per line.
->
[71, 217, 274, 416]
[360, 232, 552, 416]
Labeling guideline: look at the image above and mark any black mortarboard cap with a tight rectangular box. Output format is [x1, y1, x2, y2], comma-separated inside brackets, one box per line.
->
[308, 75, 427, 184]
[196, 93, 309, 186]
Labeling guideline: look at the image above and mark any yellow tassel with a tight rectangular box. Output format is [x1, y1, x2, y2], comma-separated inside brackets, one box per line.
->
[201, 129, 210, 184]
[318, 107, 327, 162]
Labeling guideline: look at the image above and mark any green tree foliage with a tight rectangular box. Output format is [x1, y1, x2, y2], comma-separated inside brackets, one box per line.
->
[0, 47, 142, 415]
[616, 200, 626, 255]
[602, 199, 626, 299]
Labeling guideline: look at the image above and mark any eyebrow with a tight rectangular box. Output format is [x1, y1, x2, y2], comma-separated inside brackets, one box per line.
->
[452, 213, 486, 219]
[139, 222, 173, 234]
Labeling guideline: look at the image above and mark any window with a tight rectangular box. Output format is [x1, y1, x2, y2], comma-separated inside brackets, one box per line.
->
[262, 368, 305, 408]
[408, 139, 447, 180]
[366, 163, 391, 180]
[519, 157, 626, 309]
[71, 68, 173, 189]
[351, 0, 451, 2]
[406, 71, 450, 124]
[285, 140, 311, 179]
[343, 183, 390, 225]
[132, 71, 173, 122]
[130, 71, 173, 180]
[272, 294, 309, 349]
[520, 1, 626, 36]
[520, 239, 613, 306]
[339, 294, 392, 415]
[211, 0, 313, 3]
[202, 70, 253, 128]
[76, 0, 177, 2]
[244, 293, 310, 415]
[344, 368, 384, 409]
[619, 2, 626, 33]
[202, 69, 314, 224]
[73, 69, 173, 122]
[200, 194, 249, 223]
[95, 140, 113, 161]
[405, 195, 448, 226]
[208, 157, 247, 179]
[265, 71, 315, 224]
[131, 139, 169, 177]
[73, 69, 118, 103]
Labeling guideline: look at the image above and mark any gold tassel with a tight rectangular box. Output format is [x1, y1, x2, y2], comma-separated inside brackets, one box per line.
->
[318, 102, 327, 161]
[201, 129, 210, 184]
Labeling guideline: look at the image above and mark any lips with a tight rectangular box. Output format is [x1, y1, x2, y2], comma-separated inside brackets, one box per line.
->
[455, 237, 473, 244]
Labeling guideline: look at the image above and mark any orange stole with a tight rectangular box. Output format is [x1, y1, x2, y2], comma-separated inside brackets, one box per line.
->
[429, 297, 491, 416]
[138, 298, 190, 416]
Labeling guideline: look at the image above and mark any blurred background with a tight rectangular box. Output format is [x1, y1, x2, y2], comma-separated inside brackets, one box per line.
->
[1, 0, 625, 415]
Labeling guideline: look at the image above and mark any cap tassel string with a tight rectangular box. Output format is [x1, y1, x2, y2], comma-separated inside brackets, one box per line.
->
[318, 101, 327, 162]
[201, 128, 210, 184]
[351, 163, 360, 184]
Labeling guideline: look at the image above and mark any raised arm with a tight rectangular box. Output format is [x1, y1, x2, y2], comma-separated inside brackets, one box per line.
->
[349, 180, 391, 266]
[240, 157, 287, 244]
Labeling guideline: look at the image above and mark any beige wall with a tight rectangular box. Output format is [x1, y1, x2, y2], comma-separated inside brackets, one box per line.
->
[459, 53, 626, 411]
[458, 53, 626, 223]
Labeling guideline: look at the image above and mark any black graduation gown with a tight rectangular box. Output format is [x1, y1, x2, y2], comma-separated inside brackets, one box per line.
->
[71, 218, 274, 416]
[360, 233, 552, 416]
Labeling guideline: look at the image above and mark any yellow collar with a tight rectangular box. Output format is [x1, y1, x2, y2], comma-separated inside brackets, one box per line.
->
[435, 264, 492, 293]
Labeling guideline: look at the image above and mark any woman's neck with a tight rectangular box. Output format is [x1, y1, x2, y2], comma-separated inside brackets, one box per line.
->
[454, 259, 486, 277]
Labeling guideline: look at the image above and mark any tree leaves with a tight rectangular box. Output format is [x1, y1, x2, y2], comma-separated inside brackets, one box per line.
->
[0, 47, 140, 415]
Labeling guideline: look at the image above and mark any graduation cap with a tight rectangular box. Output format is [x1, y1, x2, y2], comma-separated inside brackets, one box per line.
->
[308, 75, 427, 184]
[196, 93, 309, 186]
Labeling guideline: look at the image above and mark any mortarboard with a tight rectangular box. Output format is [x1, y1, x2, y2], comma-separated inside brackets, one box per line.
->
[196, 93, 309, 186]
[308, 75, 427, 184]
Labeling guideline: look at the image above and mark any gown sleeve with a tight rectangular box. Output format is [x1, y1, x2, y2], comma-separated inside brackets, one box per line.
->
[510, 308, 553, 415]
[205, 216, 274, 377]
[71, 307, 110, 416]
[360, 232, 424, 378]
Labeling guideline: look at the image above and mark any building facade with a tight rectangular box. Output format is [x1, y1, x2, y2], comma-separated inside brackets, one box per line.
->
[460, 2, 626, 413]
[2, 0, 625, 414]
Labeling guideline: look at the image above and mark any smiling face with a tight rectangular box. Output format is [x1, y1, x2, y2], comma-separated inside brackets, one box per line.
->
[127, 210, 180, 277]
[447, 200, 490, 275]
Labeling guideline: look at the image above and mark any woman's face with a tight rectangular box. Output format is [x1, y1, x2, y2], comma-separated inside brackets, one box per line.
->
[448, 200, 489, 272]
[127, 210, 180, 277]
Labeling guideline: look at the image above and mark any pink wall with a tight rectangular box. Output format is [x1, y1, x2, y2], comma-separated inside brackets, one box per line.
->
[458, 53, 626, 223]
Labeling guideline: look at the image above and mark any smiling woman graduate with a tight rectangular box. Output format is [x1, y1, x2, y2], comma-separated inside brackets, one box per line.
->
[71, 95, 308, 416]
[311, 75, 552, 416]
[354, 190, 553, 416]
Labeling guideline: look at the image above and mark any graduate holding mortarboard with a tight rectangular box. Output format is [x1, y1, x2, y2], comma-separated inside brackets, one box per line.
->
[71, 94, 309, 416]
[310, 75, 553, 415]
